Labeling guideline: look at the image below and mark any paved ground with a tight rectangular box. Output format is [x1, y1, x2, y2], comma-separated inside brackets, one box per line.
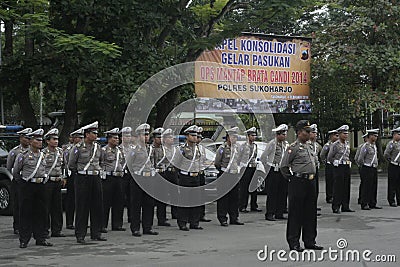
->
[0, 174, 399, 267]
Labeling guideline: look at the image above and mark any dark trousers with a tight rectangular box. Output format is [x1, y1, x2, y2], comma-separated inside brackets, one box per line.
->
[239, 167, 258, 210]
[129, 177, 155, 232]
[18, 181, 47, 244]
[217, 182, 240, 223]
[266, 169, 287, 217]
[325, 164, 334, 202]
[12, 179, 20, 232]
[332, 165, 351, 211]
[165, 170, 179, 219]
[44, 180, 63, 235]
[387, 163, 400, 205]
[74, 174, 103, 240]
[177, 174, 201, 227]
[360, 166, 378, 207]
[287, 178, 317, 249]
[102, 176, 124, 229]
[122, 173, 131, 223]
[65, 174, 75, 227]
[199, 173, 206, 219]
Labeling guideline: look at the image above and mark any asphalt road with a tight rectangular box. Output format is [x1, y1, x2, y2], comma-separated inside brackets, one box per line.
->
[0, 174, 399, 267]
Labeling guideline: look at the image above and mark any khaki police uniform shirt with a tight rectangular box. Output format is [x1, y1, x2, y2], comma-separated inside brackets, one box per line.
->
[163, 145, 178, 168]
[13, 148, 47, 180]
[357, 142, 378, 167]
[68, 141, 102, 172]
[280, 139, 316, 178]
[126, 143, 153, 172]
[327, 140, 350, 165]
[384, 140, 400, 163]
[43, 147, 64, 177]
[238, 141, 257, 167]
[354, 142, 366, 166]
[152, 144, 167, 169]
[173, 142, 201, 173]
[214, 142, 239, 172]
[261, 139, 288, 168]
[62, 143, 73, 175]
[120, 143, 134, 171]
[100, 145, 123, 172]
[7, 144, 29, 172]
[308, 140, 322, 168]
[320, 141, 332, 163]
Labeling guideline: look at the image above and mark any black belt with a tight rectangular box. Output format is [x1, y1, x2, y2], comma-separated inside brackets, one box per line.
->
[292, 172, 315, 180]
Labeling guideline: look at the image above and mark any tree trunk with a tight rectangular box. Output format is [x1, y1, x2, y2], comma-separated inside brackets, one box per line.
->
[60, 78, 78, 144]
[16, 77, 37, 127]
[4, 20, 13, 56]
[155, 89, 180, 127]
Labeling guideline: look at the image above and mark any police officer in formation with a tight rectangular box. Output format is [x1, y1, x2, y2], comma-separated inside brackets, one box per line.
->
[197, 127, 212, 222]
[120, 127, 134, 223]
[13, 129, 53, 248]
[100, 128, 126, 232]
[320, 129, 339, 204]
[43, 128, 65, 237]
[6, 127, 32, 235]
[384, 126, 400, 207]
[356, 129, 382, 210]
[260, 124, 289, 221]
[280, 120, 323, 252]
[308, 125, 322, 203]
[238, 127, 260, 212]
[355, 133, 368, 205]
[68, 121, 106, 243]
[214, 127, 244, 226]
[127, 123, 158, 236]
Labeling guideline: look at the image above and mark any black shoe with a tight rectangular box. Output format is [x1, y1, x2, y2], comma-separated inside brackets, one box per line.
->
[66, 225, 75, 230]
[251, 208, 262, 212]
[291, 245, 304, 252]
[132, 231, 142, 237]
[158, 222, 171, 227]
[14, 229, 19, 235]
[317, 207, 321, 211]
[230, 221, 244, 225]
[341, 209, 355, 212]
[390, 203, 397, 207]
[143, 230, 159, 235]
[332, 209, 340, 214]
[100, 228, 108, 233]
[199, 217, 212, 222]
[265, 215, 276, 221]
[189, 225, 203, 230]
[36, 240, 53, 247]
[91, 236, 107, 241]
[179, 226, 189, 231]
[220, 221, 229, 227]
[361, 206, 371, 210]
[112, 227, 126, 231]
[239, 209, 249, 213]
[51, 232, 66, 237]
[19, 242, 27, 248]
[370, 206, 382, 209]
[305, 244, 324, 250]
[283, 209, 288, 214]
[275, 216, 287, 220]
[317, 213, 322, 216]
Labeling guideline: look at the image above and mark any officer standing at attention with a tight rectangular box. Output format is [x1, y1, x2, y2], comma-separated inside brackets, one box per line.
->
[280, 120, 323, 252]
[261, 124, 289, 221]
[152, 127, 171, 227]
[238, 127, 260, 212]
[68, 121, 106, 244]
[175, 125, 203, 231]
[308, 124, 322, 205]
[320, 129, 339, 204]
[355, 133, 368, 205]
[43, 128, 65, 238]
[127, 123, 158, 237]
[327, 125, 354, 213]
[6, 127, 32, 235]
[214, 127, 244, 227]
[100, 128, 126, 232]
[197, 127, 212, 222]
[384, 126, 400, 207]
[120, 127, 133, 223]
[63, 128, 84, 230]
[357, 129, 382, 210]
[13, 129, 53, 248]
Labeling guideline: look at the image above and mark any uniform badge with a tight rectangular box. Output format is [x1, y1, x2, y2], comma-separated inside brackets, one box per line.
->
[288, 149, 292, 154]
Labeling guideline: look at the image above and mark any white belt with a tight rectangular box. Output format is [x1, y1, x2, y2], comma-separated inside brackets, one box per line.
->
[267, 163, 279, 168]
[363, 163, 377, 168]
[27, 177, 45, 183]
[133, 171, 154, 177]
[155, 168, 165, 173]
[105, 171, 124, 177]
[337, 160, 351, 165]
[180, 171, 199, 177]
[49, 176, 62, 182]
[78, 170, 100, 175]
[390, 161, 400, 166]
[248, 163, 257, 168]
[166, 167, 176, 172]
[221, 167, 239, 174]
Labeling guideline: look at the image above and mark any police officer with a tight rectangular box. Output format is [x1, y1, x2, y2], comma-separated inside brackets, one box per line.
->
[175, 125, 203, 231]
[261, 124, 289, 221]
[43, 128, 65, 237]
[100, 128, 125, 232]
[127, 123, 158, 236]
[63, 128, 84, 230]
[13, 129, 53, 248]
[384, 126, 400, 207]
[327, 125, 354, 213]
[355, 133, 368, 205]
[68, 121, 106, 244]
[320, 129, 339, 204]
[120, 127, 133, 223]
[281, 120, 323, 252]
[356, 129, 381, 210]
[238, 127, 260, 212]
[6, 127, 32, 235]
[152, 127, 171, 227]
[215, 127, 244, 227]
[197, 127, 212, 222]
[308, 125, 322, 202]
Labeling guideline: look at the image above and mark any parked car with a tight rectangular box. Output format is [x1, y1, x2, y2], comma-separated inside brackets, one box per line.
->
[0, 142, 13, 215]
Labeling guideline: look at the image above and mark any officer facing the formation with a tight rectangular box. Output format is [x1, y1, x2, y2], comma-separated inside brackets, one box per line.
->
[175, 125, 203, 231]
[6, 127, 32, 235]
[355, 133, 368, 205]
[68, 121, 106, 243]
[43, 128, 65, 238]
[120, 127, 133, 223]
[214, 127, 244, 227]
[63, 128, 84, 230]
[100, 128, 125, 232]
[384, 126, 400, 207]
[280, 120, 323, 252]
[238, 127, 260, 212]
[151, 127, 171, 227]
[127, 123, 158, 237]
[13, 129, 53, 248]
[327, 125, 354, 213]
[260, 124, 289, 221]
[320, 129, 339, 204]
[356, 129, 381, 210]
[197, 127, 212, 222]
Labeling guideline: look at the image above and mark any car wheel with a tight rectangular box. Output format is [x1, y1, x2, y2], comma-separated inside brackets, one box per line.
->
[0, 179, 13, 215]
